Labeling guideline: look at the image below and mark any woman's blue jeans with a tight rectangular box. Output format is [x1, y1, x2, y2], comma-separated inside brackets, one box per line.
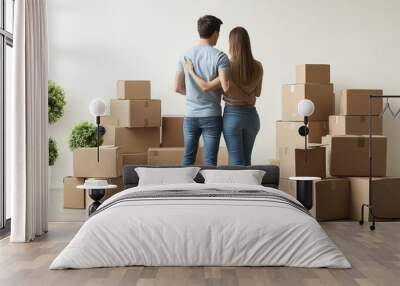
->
[223, 106, 260, 166]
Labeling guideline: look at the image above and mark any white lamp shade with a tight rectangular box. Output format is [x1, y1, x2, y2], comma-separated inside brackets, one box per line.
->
[297, 99, 315, 117]
[89, 98, 106, 117]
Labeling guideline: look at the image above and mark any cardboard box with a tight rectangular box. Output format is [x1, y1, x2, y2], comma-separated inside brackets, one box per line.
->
[282, 84, 334, 121]
[117, 80, 151, 100]
[349, 177, 400, 221]
[162, 116, 184, 147]
[102, 125, 160, 153]
[278, 146, 326, 178]
[73, 146, 122, 178]
[312, 178, 350, 221]
[329, 115, 383, 136]
[339, 89, 383, 115]
[217, 146, 229, 165]
[148, 147, 202, 166]
[322, 135, 387, 177]
[110, 99, 161, 127]
[122, 152, 148, 166]
[276, 121, 328, 152]
[278, 178, 297, 197]
[296, 64, 330, 84]
[100, 115, 117, 126]
[64, 177, 85, 209]
[279, 178, 350, 221]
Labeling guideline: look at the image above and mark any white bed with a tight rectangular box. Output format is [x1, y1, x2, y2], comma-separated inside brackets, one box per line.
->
[50, 183, 351, 269]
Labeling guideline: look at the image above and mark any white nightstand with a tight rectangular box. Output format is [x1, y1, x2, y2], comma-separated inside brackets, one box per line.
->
[77, 184, 117, 215]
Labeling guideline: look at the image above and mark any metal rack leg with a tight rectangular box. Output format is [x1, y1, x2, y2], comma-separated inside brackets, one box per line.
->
[369, 205, 376, 231]
[359, 204, 375, 231]
[359, 204, 366, 225]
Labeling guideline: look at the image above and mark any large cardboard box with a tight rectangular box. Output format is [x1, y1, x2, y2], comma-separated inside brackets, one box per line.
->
[148, 147, 202, 166]
[296, 64, 330, 84]
[122, 152, 148, 166]
[276, 121, 328, 152]
[279, 178, 350, 221]
[329, 115, 383, 136]
[162, 116, 184, 147]
[110, 99, 161, 127]
[282, 84, 334, 121]
[117, 80, 150, 100]
[278, 146, 326, 178]
[322, 135, 387, 177]
[102, 125, 160, 153]
[73, 146, 122, 178]
[64, 177, 85, 209]
[339, 89, 383, 115]
[349, 177, 400, 221]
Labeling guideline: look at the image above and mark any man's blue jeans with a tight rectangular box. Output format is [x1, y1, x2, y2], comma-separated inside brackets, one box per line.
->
[223, 106, 260, 166]
[182, 116, 222, 166]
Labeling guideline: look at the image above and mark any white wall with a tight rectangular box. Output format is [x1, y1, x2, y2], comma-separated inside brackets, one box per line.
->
[48, 0, 400, 188]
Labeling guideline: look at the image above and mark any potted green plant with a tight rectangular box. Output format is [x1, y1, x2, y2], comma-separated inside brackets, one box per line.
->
[49, 137, 59, 166]
[69, 121, 103, 150]
[48, 80, 66, 188]
[48, 80, 66, 124]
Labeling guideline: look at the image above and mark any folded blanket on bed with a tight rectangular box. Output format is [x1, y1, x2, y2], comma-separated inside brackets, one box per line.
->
[92, 188, 311, 217]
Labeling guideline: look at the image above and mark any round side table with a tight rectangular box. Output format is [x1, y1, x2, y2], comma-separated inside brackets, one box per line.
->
[77, 184, 117, 215]
[289, 177, 321, 210]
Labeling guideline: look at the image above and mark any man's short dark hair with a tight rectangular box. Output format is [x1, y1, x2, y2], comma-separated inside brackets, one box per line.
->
[197, 15, 223, 39]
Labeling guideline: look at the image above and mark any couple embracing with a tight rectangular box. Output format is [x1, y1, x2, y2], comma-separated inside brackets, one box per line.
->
[175, 15, 263, 166]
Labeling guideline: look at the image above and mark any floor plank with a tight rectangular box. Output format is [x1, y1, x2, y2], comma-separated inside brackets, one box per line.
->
[0, 222, 399, 286]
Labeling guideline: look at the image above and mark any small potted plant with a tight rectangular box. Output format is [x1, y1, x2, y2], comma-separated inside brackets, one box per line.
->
[48, 81, 66, 188]
[48, 80, 66, 124]
[48, 137, 58, 186]
[69, 121, 103, 150]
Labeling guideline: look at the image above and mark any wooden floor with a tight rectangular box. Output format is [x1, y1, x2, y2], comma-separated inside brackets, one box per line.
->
[0, 222, 399, 286]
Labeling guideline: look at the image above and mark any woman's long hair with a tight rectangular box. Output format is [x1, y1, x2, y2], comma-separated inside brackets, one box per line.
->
[229, 27, 261, 85]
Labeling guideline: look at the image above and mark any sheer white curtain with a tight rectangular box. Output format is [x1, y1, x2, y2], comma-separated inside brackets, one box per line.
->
[10, 0, 48, 242]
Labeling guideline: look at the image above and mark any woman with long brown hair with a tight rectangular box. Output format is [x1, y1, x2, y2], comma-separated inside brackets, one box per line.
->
[184, 26, 263, 165]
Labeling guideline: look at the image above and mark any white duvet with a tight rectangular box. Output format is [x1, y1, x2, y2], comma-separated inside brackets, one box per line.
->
[50, 183, 351, 269]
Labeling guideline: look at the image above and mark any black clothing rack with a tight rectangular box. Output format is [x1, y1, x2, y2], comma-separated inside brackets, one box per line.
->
[359, 95, 400, 230]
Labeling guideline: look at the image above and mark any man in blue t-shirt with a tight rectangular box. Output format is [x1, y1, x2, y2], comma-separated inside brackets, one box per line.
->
[175, 15, 230, 166]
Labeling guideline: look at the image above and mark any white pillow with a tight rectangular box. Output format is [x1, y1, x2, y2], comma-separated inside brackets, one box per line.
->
[200, 169, 266, 185]
[135, 167, 201, 186]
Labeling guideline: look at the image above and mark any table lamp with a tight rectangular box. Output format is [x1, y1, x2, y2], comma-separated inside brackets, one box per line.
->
[89, 99, 107, 162]
[297, 99, 315, 162]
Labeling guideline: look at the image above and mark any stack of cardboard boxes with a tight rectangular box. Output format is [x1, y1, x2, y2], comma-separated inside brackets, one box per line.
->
[64, 80, 161, 209]
[323, 89, 400, 221]
[277, 65, 347, 221]
[64, 80, 228, 209]
[277, 64, 333, 181]
[278, 66, 400, 222]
